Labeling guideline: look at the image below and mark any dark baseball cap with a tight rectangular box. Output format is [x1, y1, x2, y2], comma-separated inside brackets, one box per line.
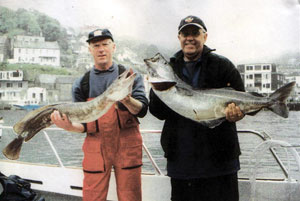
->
[178, 15, 207, 33]
[86, 28, 114, 43]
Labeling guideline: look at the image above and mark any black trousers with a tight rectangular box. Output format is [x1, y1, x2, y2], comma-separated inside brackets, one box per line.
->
[170, 173, 239, 201]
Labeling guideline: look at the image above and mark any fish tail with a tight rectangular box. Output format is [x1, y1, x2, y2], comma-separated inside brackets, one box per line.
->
[268, 81, 296, 118]
[2, 136, 24, 160]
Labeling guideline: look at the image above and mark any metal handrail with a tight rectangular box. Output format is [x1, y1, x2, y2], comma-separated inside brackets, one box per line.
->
[0, 126, 297, 178]
[238, 129, 293, 178]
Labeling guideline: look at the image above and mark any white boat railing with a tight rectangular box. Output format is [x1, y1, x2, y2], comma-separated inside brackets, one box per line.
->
[0, 126, 299, 180]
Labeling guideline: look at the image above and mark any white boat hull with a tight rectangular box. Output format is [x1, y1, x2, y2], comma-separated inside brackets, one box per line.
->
[1, 160, 300, 201]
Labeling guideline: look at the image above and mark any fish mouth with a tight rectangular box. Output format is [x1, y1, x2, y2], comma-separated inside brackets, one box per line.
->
[151, 81, 176, 91]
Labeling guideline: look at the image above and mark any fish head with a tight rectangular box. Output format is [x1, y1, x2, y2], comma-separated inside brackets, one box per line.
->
[144, 53, 177, 86]
[106, 68, 137, 101]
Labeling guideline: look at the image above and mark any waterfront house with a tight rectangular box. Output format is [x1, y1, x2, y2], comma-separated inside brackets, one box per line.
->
[9, 35, 60, 67]
[237, 63, 285, 95]
[0, 70, 28, 104]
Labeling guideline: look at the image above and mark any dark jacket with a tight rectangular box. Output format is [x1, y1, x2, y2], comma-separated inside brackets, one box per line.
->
[149, 46, 245, 177]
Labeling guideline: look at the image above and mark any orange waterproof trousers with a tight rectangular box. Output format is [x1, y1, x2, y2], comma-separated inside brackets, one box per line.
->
[82, 104, 142, 201]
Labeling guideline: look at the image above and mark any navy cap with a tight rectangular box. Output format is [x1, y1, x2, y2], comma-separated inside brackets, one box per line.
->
[178, 15, 207, 33]
[86, 29, 114, 43]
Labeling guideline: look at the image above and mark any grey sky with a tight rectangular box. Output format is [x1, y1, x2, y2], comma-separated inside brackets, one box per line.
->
[1, 0, 299, 64]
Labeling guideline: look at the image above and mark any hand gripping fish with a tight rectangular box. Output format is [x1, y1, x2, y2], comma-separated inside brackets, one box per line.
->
[144, 53, 295, 128]
[3, 69, 136, 160]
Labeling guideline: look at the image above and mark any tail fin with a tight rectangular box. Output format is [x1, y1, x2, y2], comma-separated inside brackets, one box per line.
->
[268, 81, 296, 118]
[2, 136, 24, 160]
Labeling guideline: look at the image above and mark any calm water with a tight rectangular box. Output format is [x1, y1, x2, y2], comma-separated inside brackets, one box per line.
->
[0, 109, 300, 179]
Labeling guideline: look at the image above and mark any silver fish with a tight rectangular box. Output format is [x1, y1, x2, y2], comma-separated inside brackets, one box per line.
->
[3, 69, 136, 160]
[144, 53, 295, 128]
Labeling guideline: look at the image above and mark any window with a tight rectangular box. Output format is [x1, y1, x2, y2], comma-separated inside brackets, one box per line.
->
[13, 71, 20, 77]
[32, 93, 36, 98]
[246, 66, 253, 70]
[266, 84, 270, 88]
[263, 65, 270, 70]
[6, 83, 13, 88]
[18, 83, 22, 88]
[255, 65, 261, 70]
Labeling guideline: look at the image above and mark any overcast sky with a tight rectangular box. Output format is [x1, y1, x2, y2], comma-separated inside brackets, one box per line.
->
[1, 0, 299, 64]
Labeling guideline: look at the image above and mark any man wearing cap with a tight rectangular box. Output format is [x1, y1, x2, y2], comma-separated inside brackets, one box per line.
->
[51, 29, 148, 201]
[149, 15, 245, 201]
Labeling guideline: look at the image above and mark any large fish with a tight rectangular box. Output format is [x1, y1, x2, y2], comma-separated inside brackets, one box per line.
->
[3, 69, 136, 160]
[144, 53, 295, 128]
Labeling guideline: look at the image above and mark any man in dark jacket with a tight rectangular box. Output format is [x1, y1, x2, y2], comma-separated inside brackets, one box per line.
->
[149, 15, 245, 201]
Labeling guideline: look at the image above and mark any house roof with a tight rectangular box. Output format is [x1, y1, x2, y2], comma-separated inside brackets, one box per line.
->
[36, 74, 57, 84]
[37, 74, 78, 84]
[13, 41, 60, 49]
[56, 76, 77, 84]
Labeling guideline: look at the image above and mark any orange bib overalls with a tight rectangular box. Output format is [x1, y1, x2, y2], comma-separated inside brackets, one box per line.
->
[82, 101, 142, 201]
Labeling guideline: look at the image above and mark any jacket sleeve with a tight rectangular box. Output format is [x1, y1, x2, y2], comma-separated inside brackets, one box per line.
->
[219, 57, 245, 92]
[131, 73, 149, 118]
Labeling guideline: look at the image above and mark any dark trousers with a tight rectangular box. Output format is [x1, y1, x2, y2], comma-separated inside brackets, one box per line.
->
[170, 173, 239, 201]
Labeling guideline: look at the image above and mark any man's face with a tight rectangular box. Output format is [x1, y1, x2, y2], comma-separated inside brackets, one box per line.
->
[178, 26, 207, 61]
[88, 38, 116, 70]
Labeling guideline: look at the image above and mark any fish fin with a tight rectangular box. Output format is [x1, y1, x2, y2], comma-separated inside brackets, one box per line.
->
[249, 92, 265, 97]
[268, 81, 296, 118]
[13, 104, 61, 134]
[13, 107, 55, 142]
[200, 118, 226, 129]
[214, 105, 225, 118]
[269, 103, 289, 118]
[23, 108, 55, 142]
[246, 109, 262, 116]
[2, 136, 24, 160]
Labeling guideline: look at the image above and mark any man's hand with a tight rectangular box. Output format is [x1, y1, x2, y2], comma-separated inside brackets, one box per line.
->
[119, 94, 143, 115]
[50, 110, 73, 131]
[225, 103, 244, 122]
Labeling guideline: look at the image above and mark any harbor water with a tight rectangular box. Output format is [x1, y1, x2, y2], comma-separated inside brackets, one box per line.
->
[0, 109, 300, 180]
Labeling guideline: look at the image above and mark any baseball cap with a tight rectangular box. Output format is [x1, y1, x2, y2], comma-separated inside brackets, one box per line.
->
[178, 15, 207, 33]
[86, 28, 114, 43]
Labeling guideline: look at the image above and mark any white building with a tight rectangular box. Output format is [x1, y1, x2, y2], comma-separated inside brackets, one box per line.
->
[237, 63, 285, 94]
[10, 35, 60, 66]
[25, 87, 47, 104]
[0, 70, 28, 102]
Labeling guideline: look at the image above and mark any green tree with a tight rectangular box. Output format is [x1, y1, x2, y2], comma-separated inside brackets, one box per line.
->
[15, 8, 41, 35]
[0, 7, 17, 34]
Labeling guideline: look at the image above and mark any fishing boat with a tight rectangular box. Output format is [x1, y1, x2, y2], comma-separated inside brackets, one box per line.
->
[12, 100, 43, 110]
[0, 126, 299, 201]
